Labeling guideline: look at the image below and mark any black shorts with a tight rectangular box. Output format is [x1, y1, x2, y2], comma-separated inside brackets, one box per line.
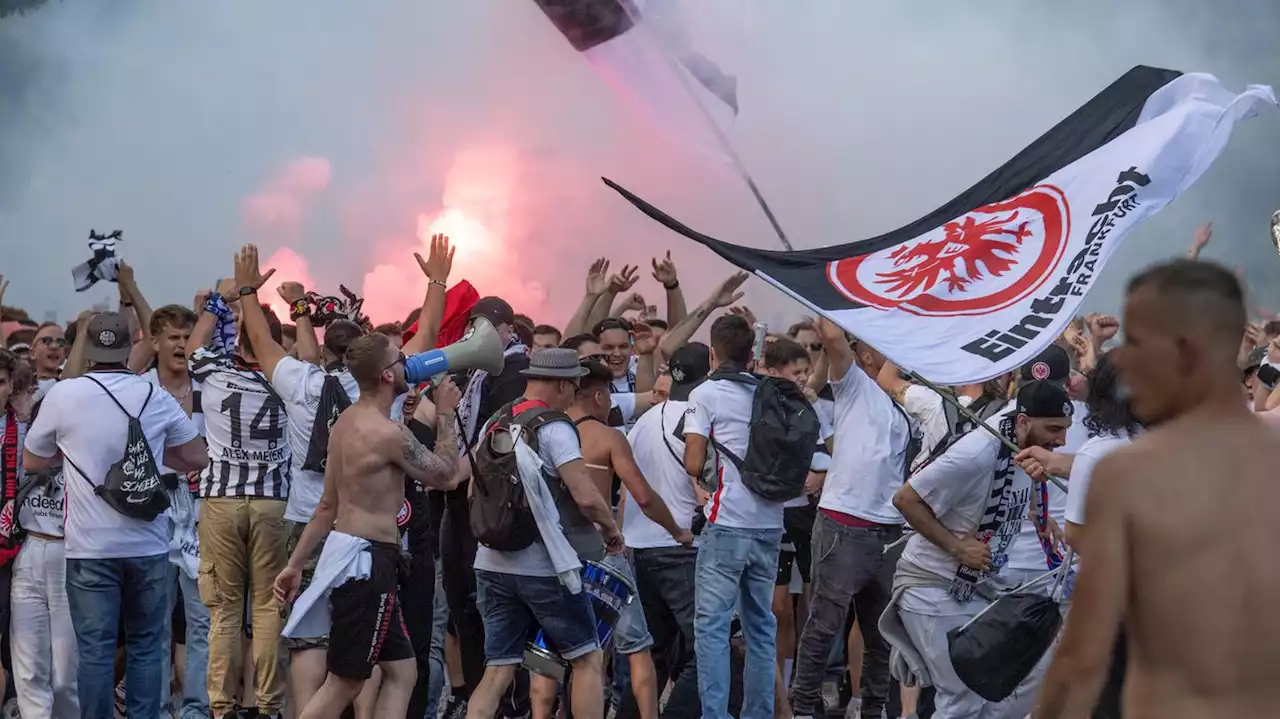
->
[777, 502, 816, 586]
[328, 540, 414, 680]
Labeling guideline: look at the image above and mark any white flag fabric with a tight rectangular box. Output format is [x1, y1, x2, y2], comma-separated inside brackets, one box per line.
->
[604, 67, 1276, 384]
[533, 0, 737, 160]
[72, 230, 123, 292]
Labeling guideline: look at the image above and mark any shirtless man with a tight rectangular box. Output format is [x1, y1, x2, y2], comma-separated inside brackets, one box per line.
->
[1034, 259, 1280, 718]
[274, 332, 461, 719]
[527, 360, 691, 719]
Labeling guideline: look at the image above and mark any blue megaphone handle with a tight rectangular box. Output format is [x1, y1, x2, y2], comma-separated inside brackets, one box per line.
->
[404, 349, 451, 385]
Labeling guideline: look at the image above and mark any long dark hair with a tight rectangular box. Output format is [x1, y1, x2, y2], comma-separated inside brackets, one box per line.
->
[1083, 351, 1140, 438]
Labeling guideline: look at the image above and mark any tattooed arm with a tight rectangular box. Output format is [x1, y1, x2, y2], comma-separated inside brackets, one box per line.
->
[394, 422, 459, 490]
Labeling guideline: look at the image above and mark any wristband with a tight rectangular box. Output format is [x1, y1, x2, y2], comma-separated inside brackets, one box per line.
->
[289, 299, 311, 321]
[238, 286, 258, 297]
[663, 280, 679, 291]
[429, 279, 447, 289]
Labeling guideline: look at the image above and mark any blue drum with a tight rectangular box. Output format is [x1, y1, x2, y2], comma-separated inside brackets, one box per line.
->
[523, 559, 635, 681]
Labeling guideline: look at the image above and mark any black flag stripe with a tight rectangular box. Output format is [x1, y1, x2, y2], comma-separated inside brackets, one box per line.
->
[533, 0, 637, 53]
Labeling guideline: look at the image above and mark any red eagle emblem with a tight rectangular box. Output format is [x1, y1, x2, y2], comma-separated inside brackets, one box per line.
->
[875, 213, 1032, 298]
[826, 185, 1071, 318]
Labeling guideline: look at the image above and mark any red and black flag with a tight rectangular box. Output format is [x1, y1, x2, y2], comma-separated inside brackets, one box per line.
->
[605, 67, 1276, 384]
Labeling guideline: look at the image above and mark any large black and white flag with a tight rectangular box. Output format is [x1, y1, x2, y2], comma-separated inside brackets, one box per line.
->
[605, 67, 1276, 384]
[533, 0, 738, 159]
[72, 229, 123, 292]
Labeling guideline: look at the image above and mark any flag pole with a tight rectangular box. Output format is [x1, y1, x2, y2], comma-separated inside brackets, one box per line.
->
[907, 370, 1068, 493]
[657, 39, 794, 251]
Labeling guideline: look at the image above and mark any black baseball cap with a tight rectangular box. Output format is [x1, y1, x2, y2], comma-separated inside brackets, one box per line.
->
[1019, 344, 1071, 387]
[469, 296, 516, 329]
[1015, 380, 1073, 419]
[668, 342, 711, 402]
[85, 312, 132, 364]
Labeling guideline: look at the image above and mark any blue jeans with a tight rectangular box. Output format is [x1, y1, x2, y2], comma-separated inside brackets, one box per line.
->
[475, 570, 599, 665]
[427, 564, 449, 717]
[66, 553, 171, 719]
[695, 524, 783, 719]
[162, 565, 211, 719]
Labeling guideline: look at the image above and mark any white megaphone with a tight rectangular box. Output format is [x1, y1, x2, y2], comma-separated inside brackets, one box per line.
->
[403, 316, 505, 384]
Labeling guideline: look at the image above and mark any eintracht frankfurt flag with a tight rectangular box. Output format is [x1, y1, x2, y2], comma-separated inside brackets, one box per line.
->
[605, 67, 1276, 384]
[533, 0, 738, 160]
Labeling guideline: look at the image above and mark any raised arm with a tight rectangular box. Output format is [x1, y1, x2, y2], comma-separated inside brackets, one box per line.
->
[876, 359, 911, 404]
[233, 246, 288, 381]
[186, 279, 239, 357]
[393, 378, 460, 488]
[402, 234, 454, 356]
[586, 264, 639, 332]
[1185, 221, 1211, 260]
[657, 271, 748, 360]
[563, 258, 611, 338]
[818, 317, 855, 382]
[284, 285, 322, 366]
[651, 251, 687, 327]
[116, 262, 154, 351]
[61, 309, 95, 379]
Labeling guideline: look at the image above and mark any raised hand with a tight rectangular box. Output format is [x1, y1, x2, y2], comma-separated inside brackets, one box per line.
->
[276, 282, 307, 304]
[618, 292, 646, 314]
[1086, 313, 1120, 342]
[115, 261, 135, 286]
[1191, 222, 1212, 252]
[608, 264, 640, 294]
[585, 258, 611, 297]
[709, 271, 749, 309]
[1244, 322, 1263, 349]
[632, 322, 659, 356]
[651, 251, 679, 287]
[233, 245, 276, 295]
[414, 234, 455, 283]
[194, 289, 211, 312]
[727, 305, 758, 326]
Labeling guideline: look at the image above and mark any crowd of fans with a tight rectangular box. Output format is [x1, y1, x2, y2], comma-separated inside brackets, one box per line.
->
[0, 220, 1276, 719]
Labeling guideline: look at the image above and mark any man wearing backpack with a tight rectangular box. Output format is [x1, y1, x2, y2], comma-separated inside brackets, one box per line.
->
[788, 318, 915, 719]
[464, 348, 622, 719]
[234, 250, 365, 716]
[24, 312, 209, 718]
[683, 315, 819, 719]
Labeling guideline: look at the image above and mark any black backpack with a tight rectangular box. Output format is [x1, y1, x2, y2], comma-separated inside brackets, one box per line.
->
[301, 372, 353, 473]
[707, 372, 820, 502]
[468, 400, 576, 552]
[66, 376, 172, 522]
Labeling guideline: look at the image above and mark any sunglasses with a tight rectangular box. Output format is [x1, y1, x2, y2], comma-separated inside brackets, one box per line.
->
[383, 352, 407, 373]
[36, 337, 68, 348]
[582, 353, 607, 364]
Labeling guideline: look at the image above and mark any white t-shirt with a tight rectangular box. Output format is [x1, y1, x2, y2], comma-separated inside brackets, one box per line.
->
[142, 369, 206, 469]
[1065, 433, 1132, 526]
[900, 408, 1034, 615]
[622, 400, 698, 548]
[19, 467, 65, 538]
[1006, 400, 1090, 572]
[473, 419, 584, 576]
[610, 393, 638, 431]
[25, 371, 200, 560]
[270, 357, 361, 523]
[684, 374, 784, 530]
[901, 385, 949, 469]
[821, 364, 911, 524]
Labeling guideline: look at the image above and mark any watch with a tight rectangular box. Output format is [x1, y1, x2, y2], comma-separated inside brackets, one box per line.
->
[238, 287, 258, 297]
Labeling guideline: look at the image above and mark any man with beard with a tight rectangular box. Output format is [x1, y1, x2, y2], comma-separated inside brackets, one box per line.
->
[1035, 260, 1280, 718]
[276, 332, 460, 718]
[886, 380, 1072, 716]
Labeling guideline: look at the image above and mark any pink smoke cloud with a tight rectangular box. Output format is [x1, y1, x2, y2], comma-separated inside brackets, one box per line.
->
[259, 246, 318, 321]
[240, 156, 333, 237]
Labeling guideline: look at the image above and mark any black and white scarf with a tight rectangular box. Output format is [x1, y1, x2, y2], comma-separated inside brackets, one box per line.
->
[72, 229, 123, 292]
[948, 413, 1020, 604]
[456, 336, 528, 453]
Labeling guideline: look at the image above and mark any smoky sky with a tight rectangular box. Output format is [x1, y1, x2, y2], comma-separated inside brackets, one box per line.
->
[1, 0, 1278, 327]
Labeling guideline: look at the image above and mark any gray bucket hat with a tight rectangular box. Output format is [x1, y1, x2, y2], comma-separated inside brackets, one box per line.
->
[520, 348, 590, 379]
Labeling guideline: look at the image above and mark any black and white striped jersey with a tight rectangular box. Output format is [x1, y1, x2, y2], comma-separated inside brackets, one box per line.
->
[190, 348, 291, 499]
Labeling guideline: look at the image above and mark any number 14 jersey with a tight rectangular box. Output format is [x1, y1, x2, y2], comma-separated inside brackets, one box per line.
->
[191, 348, 291, 499]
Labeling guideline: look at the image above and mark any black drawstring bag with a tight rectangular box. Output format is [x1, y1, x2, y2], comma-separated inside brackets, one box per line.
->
[66, 377, 172, 522]
[946, 592, 1062, 702]
[302, 373, 352, 473]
